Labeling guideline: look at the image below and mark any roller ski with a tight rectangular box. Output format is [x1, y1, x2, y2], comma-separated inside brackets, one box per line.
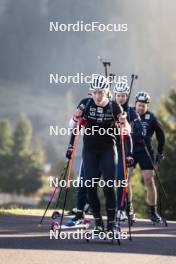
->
[86, 218, 121, 245]
[51, 218, 91, 231]
[65, 211, 85, 227]
[150, 206, 167, 226]
[51, 210, 83, 219]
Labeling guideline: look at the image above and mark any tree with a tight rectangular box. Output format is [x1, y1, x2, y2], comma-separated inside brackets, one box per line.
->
[13, 114, 32, 156]
[157, 89, 176, 220]
[0, 119, 13, 155]
[0, 119, 13, 192]
[0, 115, 45, 195]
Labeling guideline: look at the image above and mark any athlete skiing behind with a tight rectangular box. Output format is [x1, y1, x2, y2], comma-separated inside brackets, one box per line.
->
[128, 92, 165, 223]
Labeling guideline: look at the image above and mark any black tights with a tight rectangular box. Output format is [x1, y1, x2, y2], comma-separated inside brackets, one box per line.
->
[82, 145, 117, 222]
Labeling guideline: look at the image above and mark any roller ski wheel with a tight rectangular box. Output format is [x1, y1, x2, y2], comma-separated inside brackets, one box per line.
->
[162, 217, 168, 227]
[85, 231, 92, 243]
[108, 231, 120, 245]
[86, 218, 105, 243]
[106, 221, 121, 245]
[50, 220, 59, 231]
[51, 211, 60, 220]
[115, 223, 121, 245]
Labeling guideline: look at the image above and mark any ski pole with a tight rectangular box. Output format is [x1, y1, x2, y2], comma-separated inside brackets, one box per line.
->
[127, 74, 138, 104]
[58, 120, 80, 236]
[157, 170, 162, 216]
[98, 56, 111, 78]
[51, 161, 71, 220]
[120, 123, 132, 241]
[39, 160, 69, 226]
[53, 162, 70, 210]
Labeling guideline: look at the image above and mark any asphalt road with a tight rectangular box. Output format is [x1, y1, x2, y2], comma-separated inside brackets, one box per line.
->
[0, 214, 176, 264]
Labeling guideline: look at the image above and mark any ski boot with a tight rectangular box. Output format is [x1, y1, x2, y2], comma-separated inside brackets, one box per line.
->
[66, 207, 78, 216]
[116, 210, 128, 222]
[93, 217, 104, 235]
[150, 206, 162, 224]
[65, 211, 84, 227]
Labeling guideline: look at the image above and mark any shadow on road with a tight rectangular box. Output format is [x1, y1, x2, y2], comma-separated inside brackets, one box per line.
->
[0, 214, 175, 256]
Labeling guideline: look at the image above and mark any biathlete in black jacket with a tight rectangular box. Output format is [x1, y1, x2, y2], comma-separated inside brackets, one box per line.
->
[113, 82, 144, 222]
[66, 84, 134, 228]
[128, 92, 165, 223]
[66, 74, 129, 233]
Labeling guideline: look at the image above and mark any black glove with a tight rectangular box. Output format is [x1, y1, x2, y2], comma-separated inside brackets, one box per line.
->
[66, 147, 73, 160]
[156, 153, 165, 163]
